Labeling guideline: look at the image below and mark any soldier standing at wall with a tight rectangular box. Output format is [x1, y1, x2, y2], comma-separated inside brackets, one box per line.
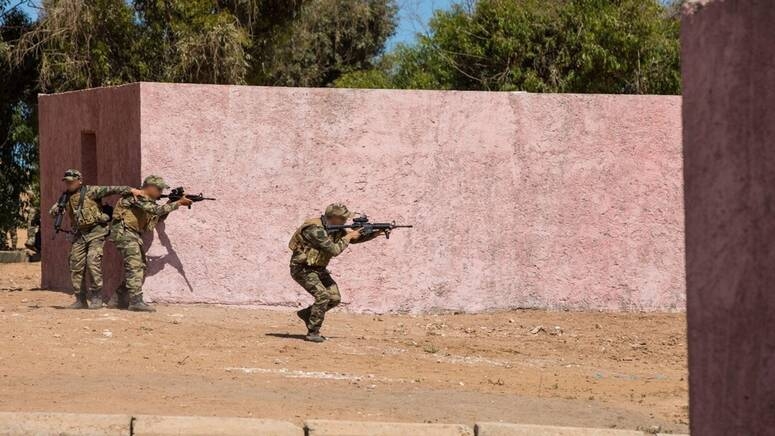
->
[109, 176, 192, 312]
[288, 203, 383, 342]
[48, 169, 145, 309]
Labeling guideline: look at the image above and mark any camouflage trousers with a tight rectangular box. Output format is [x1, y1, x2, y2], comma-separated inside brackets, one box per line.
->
[69, 230, 106, 295]
[290, 266, 341, 332]
[111, 224, 147, 299]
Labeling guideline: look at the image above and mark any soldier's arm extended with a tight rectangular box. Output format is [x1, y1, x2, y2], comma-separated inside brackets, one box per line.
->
[130, 197, 181, 217]
[88, 185, 136, 200]
[350, 230, 382, 244]
[302, 226, 349, 256]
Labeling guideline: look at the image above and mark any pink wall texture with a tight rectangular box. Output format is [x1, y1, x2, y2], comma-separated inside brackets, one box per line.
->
[682, 0, 775, 433]
[39, 83, 684, 313]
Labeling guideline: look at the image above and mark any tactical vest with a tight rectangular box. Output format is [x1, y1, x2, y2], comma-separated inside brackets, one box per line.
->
[112, 197, 159, 234]
[66, 187, 109, 230]
[288, 217, 343, 267]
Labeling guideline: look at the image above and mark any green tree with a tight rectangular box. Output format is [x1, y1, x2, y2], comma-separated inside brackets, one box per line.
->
[134, 0, 398, 87]
[0, 3, 38, 243]
[248, 0, 398, 87]
[335, 38, 452, 90]
[13, 0, 145, 91]
[13, 0, 252, 90]
[11, 0, 399, 89]
[338, 0, 681, 94]
[134, 0, 251, 84]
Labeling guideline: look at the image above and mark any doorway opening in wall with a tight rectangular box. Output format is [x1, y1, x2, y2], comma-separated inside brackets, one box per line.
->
[81, 131, 97, 183]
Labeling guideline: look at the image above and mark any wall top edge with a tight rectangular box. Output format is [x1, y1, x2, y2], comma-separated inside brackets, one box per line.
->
[38, 81, 680, 99]
[37, 82, 141, 98]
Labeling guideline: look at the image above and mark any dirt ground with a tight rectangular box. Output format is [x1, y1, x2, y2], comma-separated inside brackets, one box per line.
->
[0, 263, 688, 433]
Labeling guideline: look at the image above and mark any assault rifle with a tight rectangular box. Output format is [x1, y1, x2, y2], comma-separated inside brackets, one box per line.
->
[160, 187, 216, 209]
[52, 192, 71, 238]
[325, 215, 413, 239]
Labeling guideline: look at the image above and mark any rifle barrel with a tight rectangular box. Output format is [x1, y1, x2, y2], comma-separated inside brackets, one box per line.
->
[325, 223, 412, 230]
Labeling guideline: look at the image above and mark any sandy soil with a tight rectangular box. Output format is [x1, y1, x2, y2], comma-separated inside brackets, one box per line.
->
[0, 263, 688, 432]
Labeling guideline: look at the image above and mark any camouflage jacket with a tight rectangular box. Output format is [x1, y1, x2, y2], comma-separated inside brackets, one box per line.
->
[112, 195, 179, 235]
[48, 185, 133, 242]
[289, 217, 380, 268]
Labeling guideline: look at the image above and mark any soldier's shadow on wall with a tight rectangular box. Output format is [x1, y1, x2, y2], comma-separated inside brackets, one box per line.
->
[144, 221, 194, 293]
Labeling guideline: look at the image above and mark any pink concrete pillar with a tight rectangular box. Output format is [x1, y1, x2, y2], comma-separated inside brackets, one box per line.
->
[38, 84, 142, 294]
[682, 1, 775, 433]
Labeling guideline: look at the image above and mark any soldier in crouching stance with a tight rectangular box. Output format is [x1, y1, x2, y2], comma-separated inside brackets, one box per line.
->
[288, 203, 382, 342]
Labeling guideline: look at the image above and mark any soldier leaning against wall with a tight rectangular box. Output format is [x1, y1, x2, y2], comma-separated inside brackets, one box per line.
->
[109, 176, 192, 312]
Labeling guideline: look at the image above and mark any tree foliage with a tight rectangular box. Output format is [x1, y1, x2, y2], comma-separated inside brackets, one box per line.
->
[9, 0, 397, 90]
[13, 0, 143, 91]
[337, 0, 681, 95]
[251, 0, 397, 86]
[134, 0, 252, 85]
[1, 3, 38, 235]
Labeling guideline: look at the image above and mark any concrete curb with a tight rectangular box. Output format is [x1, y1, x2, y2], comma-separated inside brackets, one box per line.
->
[305, 419, 474, 436]
[0, 251, 27, 263]
[0, 412, 131, 436]
[0, 413, 688, 436]
[475, 422, 644, 436]
[132, 415, 301, 435]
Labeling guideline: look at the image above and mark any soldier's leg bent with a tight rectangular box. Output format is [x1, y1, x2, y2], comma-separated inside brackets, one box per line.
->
[85, 236, 106, 308]
[291, 268, 331, 332]
[320, 272, 341, 310]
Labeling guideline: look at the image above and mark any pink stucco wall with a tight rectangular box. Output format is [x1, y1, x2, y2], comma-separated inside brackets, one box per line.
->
[39, 84, 142, 294]
[682, 0, 775, 433]
[39, 83, 684, 313]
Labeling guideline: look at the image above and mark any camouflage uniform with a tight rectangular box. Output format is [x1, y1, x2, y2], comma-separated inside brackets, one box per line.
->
[8, 229, 17, 250]
[110, 175, 180, 309]
[289, 203, 380, 337]
[24, 207, 40, 253]
[48, 170, 135, 307]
